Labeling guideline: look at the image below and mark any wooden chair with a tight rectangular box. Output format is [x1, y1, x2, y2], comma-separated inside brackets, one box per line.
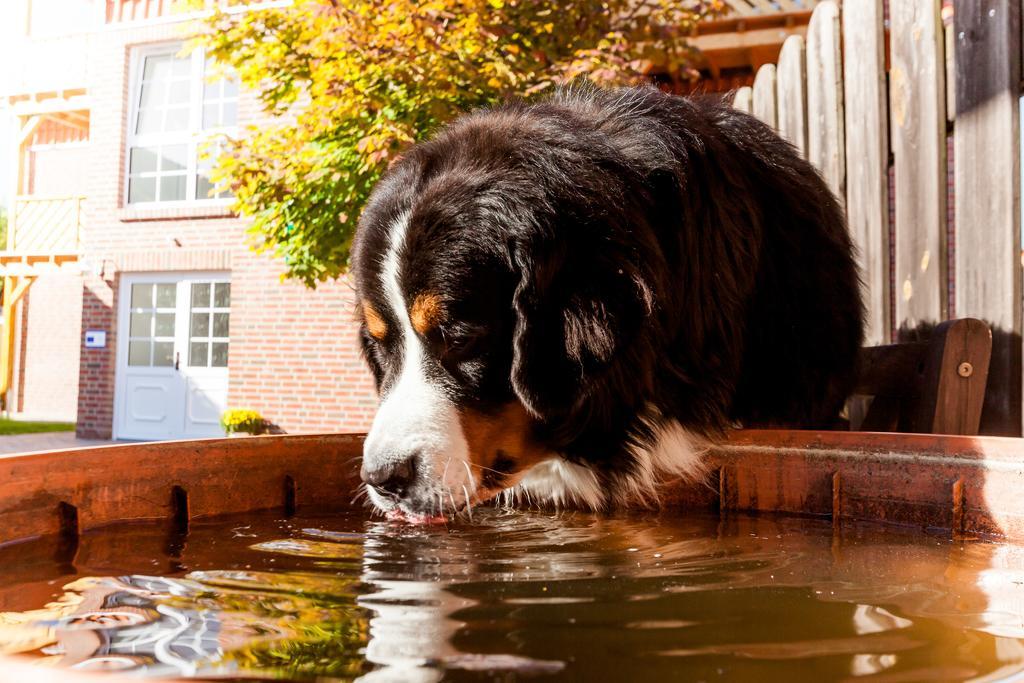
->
[852, 318, 992, 435]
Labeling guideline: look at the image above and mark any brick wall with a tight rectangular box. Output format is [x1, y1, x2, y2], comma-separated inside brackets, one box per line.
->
[68, 17, 378, 439]
[13, 274, 84, 421]
[228, 259, 378, 434]
[76, 270, 118, 438]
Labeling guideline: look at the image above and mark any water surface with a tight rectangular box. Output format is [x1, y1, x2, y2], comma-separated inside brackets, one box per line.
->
[1, 510, 1023, 681]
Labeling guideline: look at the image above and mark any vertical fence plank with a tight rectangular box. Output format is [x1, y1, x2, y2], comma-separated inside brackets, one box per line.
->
[842, 0, 890, 345]
[733, 86, 753, 114]
[752, 64, 778, 129]
[944, 4, 956, 122]
[953, 0, 1022, 435]
[806, 1, 845, 200]
[890, 0, 947, 335]
[777, 35, 808, 157]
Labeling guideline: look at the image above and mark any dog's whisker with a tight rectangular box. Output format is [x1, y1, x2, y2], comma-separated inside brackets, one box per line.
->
[462, 485, 473, 522]
[469, 462, 510, 476]
[462, 460, 477, 493]
[350, 482, 372, 506]
[442, 457, 453, 486]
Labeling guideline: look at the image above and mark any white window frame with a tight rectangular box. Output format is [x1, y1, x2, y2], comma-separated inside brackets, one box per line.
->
[186, 280, 232, 369]
[113, 271, 231, 441]
[124, 42, 238, 208]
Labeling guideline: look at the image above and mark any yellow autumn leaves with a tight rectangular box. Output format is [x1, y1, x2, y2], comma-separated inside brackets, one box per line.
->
[192, 0, 721, 284]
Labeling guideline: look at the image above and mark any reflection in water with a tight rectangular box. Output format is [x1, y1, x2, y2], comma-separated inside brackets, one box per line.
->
[1, 510, 1023, 681]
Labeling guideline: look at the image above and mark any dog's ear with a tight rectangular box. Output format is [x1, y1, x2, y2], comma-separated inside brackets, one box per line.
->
[510, 233, 654, 422]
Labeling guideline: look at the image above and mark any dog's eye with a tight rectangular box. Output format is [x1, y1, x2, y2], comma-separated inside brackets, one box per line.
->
[445, 335, 478, 357]
[361, 326, 381, 349]
[436, 326, 485, 361]
[360, 327, 389, 367]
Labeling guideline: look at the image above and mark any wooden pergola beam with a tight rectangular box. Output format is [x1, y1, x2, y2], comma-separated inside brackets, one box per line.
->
[10, 99, 91, 117]
[690, 24, 810, 56]
[0, 254, 83, 399]
[9, 115, 44, 249]
[16, 116, 42, 146]
[0, 253, 81, 266]
[8, 91, 91, 118]
[49, 111, 90, 131]
[0, 275, 36, 398]
[697, 10, 814, 36]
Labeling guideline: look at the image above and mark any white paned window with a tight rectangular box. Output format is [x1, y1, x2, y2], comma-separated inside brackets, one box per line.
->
[189, 281, 231, 368]
[126, 45, 238, 205]
[127, 282, 178, 367]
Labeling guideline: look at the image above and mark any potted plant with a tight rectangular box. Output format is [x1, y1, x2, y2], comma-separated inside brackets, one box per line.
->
[221, 409, 266, 437]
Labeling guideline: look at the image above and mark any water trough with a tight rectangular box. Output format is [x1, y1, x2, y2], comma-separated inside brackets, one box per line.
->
[1, 429, 1023, 679]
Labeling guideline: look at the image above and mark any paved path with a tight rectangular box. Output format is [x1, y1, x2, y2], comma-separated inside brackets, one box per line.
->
[0, 432, 115, 456]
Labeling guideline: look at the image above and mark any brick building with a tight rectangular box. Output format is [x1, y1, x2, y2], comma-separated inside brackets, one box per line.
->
[2, 0, 379, 439]
[0, 0, 813, 441]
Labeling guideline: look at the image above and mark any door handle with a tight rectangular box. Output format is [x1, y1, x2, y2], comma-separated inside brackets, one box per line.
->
[175, 352, 180, 371]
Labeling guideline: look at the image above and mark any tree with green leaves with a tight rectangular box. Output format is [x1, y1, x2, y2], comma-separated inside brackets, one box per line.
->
[195, 0, 721, 285]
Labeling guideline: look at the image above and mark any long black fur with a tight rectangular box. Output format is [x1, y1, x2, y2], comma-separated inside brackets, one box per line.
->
[352, 84, 864, 484]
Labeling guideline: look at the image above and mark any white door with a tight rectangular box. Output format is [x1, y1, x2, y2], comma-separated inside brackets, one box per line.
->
[114, 273, 231, 440]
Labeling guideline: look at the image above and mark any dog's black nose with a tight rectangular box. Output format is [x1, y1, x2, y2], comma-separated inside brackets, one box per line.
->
[361, 457, 415, 498]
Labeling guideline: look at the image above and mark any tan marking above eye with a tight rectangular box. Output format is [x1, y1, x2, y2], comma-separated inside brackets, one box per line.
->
[410, 292, 445, 336]
[363, 302, 388, 339]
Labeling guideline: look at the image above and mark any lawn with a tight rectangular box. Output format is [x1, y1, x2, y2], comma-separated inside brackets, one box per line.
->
[0, 418, 75, 435]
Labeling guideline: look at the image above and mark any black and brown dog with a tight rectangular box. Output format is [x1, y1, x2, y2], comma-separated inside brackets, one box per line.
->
[351, 84, 863, 520]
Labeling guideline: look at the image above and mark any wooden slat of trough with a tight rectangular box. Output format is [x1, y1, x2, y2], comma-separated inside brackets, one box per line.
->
[776, 35, 808, 157]
[953, 0, 1023, 437]
[668, 430, 1024, 541]
[0, 434, 364, 545]
[805, 1, 845, 200]
[889, 0, 947, 334]
[842, 0, 890, 345]
[752, 63, 778, 128]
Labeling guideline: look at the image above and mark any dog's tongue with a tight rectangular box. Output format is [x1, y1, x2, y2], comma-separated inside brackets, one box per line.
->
[385, 508, 447, 525]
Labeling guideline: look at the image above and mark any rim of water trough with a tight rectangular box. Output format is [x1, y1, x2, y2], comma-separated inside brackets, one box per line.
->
[0, 433, 366, 547]
[0, 430, 1022, 546]
[1, 429, 1023, 679]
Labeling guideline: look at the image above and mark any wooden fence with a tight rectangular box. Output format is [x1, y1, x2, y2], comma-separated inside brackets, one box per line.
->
[733, 0, 1022, 436]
